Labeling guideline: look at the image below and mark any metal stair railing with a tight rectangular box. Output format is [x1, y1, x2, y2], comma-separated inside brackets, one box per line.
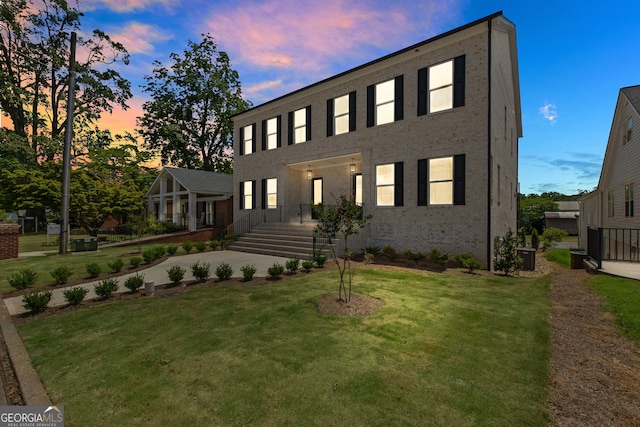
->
[218, 206, 282, 240]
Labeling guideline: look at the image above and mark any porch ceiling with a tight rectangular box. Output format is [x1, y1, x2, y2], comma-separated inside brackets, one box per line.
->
[286, 153, 362, 171]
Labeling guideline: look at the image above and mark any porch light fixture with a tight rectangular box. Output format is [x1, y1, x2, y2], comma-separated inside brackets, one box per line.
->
[350, 163, 356, 175]
[307, 168, 312, 180]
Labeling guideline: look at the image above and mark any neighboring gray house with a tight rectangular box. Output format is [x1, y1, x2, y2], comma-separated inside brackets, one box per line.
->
[580, 85, 640, 262]
[231, 12, 521, 268]
[545, 201, 579, 235]
[146, 167, 234, 232]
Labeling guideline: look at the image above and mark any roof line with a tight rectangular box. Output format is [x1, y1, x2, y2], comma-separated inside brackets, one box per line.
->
[233, 11, 504, 118]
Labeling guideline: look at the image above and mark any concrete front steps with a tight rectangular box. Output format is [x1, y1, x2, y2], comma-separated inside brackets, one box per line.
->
[228, 222, 328, 260]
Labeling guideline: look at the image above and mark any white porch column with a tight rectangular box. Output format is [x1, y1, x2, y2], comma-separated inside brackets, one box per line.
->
[172, 177, 180, 224]
[159, 178, 167, 222]
[188, 192, 197, 231]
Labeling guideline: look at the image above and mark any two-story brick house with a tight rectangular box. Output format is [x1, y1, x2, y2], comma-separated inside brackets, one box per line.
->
[231, 11, 521, 269]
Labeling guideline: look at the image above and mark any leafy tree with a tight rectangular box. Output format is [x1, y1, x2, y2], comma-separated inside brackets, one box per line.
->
[494, 228, 523, 276]
[518, 195, 558, 234]
[313, 195, 372, 302]
[0, 0, 132, 160]
[138, 34, 251, 172]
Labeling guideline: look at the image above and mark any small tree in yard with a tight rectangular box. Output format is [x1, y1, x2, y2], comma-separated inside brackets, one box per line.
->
[494, 229, 523, 276]
[313, 195, 372, 302]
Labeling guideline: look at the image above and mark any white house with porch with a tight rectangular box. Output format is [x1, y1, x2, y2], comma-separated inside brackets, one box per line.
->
[146, 167, 234, 232]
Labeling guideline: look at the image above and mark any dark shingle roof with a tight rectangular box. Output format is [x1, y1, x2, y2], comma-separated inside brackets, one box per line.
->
[622, 85, 640, 114]
[146, 167, 233, 197]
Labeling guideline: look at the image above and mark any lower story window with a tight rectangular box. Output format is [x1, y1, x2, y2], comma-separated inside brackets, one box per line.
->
[625, 183, 634, 217]
[608, 190, 614, 217]
[376, 162, 403, 206]
[266, 178, 277, 209]
[429, 157, 453, 205]
[241, 180, 254, 210]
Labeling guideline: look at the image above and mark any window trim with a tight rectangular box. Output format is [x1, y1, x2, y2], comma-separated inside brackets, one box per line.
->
[417, 55, 465, 116]
[239, 123, 256, 155]
[327, 91, 356, 136]
[262, 178, 277, 209]
[625, 182, 634, 217]
[261, 116, 281, 150]
[375, 162, 403, 207]
[288, 106, 311, 145]
[417, 154, 465, 206]
[240, 180, 256, 210]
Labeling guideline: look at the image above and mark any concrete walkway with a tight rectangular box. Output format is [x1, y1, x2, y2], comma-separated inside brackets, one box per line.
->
[5, 250, 289, 316]
[600, 261, 640, 280]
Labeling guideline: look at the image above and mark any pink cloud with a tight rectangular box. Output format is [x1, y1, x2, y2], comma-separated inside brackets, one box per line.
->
[84, 0, 173, 12]
[208, 0, 413, 72]
[97, 98, 145, 136]
[109, 22, 171, 55]
[246, 80, 284, 94]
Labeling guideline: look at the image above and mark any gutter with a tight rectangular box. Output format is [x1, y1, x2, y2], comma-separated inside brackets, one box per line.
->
[486, 17, 493, 270]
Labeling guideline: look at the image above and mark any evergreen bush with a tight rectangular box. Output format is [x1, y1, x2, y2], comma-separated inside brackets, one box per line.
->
[85, 262, 102, 278]
[240, 264, 256, 281]
[167, 266, 186, 285]
[494, 229, 524, 276]
[9, 269, 38, 290]
[22, 291, 52, 313]
[63, 286, 89, 306]
[51, 266, 73, 285]
[94, 278, 119, 298]
[191, 261, 211, 282]
[214, 262, 233, 281]
[267, 263, 285, 279]
[124, 273, 145, 292]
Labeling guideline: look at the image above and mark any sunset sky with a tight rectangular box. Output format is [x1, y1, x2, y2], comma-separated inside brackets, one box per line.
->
[73, 0, 640, 194]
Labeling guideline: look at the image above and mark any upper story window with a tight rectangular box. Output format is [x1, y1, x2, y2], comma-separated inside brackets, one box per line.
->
[239, 124, 255, 155]
[375, 162, 403, 207]
[625, 182, 634, 217]
[417, 154, 465, 206]
[367, 76, 404, 127]
[327, 92, 356, 136]
[418, 55, 465, 115]
[288, 106, 311, 144]
[626, 117, 633, 144]
[262, 116, 281, 150]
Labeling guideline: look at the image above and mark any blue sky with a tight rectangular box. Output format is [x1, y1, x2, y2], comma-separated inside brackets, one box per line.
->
[77, 0, 640, 195]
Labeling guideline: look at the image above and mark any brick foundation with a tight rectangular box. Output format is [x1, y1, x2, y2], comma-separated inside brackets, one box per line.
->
[0, 223, 19, 260]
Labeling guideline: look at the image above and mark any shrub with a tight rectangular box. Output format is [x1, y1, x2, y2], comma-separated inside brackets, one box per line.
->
[182, 241, 193, 253]
[94, 278, 119, 298]
[455, 253, 483, 274]
[191, 261, 211, 282]
[195, 241, 207, 252]
[215, 262, 233, 281]
[382, 245, 397, 260]
[531, 229, 540, 250]
[209, 239, 220, 250]
[404, 249, 425, 264]
[428, 248, 449, 269]
[166, 244, 178, 255]
[143, 246, 166, 263]
[518, 228, 527, 247]
[362, 246, 382, 255]
[51, 266, 73, 285]
[286, 257, 300, 273]
[302, 260, 314, 272]
[313, 253, 327, 268]
[63, 286, 89, 306]
[107, 258, 124, 273]
[124, 273, 145, 292]
[268, 262, 285, 279]
[363, 251, 375, 265]
[494, 228, 523, 276]
[167, 266, 186, 285]
[8, 269, 38, 290]
[85, 262, 102, 278]
[542, 227, 568, 249]
[22, 291, 52, 314]
[129, 257, 142, 268]
[240, 264, 256, 281]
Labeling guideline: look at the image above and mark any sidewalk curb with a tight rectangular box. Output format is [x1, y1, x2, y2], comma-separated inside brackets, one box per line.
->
[0, 299, 51, 405]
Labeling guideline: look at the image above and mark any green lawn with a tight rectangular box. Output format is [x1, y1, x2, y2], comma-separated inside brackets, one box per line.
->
[18, 267, 551, 426]
[588, 274, 640, 345]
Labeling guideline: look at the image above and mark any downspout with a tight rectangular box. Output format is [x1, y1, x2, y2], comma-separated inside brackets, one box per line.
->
[486, 18, 493, 270]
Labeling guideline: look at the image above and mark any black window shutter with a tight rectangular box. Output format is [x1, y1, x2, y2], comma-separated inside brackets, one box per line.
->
[454, 154, 466, 205]
[326, 99, 334, 137]
[239, 182, 244, 210]
[251, 123, 256, 153]
[276, 115, 282, 148]
[239, 126, 245, 155]
[305, 106, 312, 141]
[417, 67, 428, 116]
[261, 119, 267, 150]
[395, 75, 404, 121]
[453, 55, 466, 108]
[417, 159, 427, 206]
[287, 111, 294, 145]
[251, 181, 256, 209]
[394, 161, 404, 207]
[261, 179, 266, 209]
[349, 91, 357, 132]
[366, 85, 375, 128]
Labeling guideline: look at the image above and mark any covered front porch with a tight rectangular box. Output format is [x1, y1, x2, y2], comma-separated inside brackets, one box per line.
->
[285, 153, 364, 223]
